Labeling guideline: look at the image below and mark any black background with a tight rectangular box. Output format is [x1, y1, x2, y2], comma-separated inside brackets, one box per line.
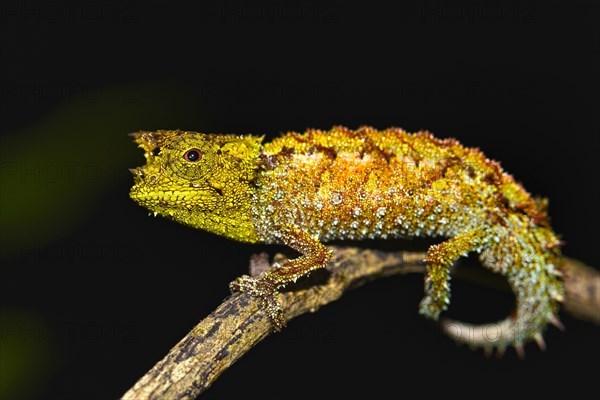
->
[1, 1, 598, 399]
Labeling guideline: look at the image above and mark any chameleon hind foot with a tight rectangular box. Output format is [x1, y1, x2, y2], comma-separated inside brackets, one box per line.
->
[419, 230, 481, 320]
[229, 274, 286, 330]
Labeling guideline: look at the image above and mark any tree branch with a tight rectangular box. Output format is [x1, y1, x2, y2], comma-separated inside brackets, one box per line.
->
[559, 256, 600, 325]
[121, 248, 599, 400]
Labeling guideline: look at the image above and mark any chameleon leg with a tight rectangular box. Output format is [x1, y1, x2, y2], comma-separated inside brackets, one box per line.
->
[230, 225, 332, 330]
[419, 230, 482, 320]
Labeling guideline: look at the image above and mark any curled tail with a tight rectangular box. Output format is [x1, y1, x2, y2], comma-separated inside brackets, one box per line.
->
[441, 220, 564, 357]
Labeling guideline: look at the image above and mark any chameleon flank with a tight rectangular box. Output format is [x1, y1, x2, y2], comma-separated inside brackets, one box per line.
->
[129, 126, 564, 355]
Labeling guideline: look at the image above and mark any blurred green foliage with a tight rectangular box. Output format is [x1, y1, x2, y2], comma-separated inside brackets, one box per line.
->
[0, 81, 207, 254]
[0, 308, 52, 400]
[0, 81, 208, 397]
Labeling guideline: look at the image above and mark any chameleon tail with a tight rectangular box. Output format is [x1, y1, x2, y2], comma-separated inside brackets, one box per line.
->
[440, 222, 564, 357]
[440, 313, 564, 358]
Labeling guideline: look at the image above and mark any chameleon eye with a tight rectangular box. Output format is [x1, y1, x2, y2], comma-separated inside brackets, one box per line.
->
[184, 149, 202, 162]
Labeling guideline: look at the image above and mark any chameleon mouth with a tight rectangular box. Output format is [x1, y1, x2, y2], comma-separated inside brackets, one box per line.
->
[129, 185, 160, 207]
[128, 165, 220, 212]
[129, 184, 217, 211]
[130, 188, 186, 204]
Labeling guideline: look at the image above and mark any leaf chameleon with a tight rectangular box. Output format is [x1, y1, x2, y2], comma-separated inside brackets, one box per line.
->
[129, 126, 564, 355]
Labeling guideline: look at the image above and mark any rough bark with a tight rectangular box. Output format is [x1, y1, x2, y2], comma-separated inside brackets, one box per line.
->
[122, 248, 598, 400]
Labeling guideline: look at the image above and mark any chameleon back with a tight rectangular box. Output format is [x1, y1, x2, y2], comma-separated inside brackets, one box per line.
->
[252, 126, 548, 243]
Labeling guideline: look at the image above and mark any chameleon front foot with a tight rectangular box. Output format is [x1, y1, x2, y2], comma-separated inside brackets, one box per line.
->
[229, 275, 286, 330]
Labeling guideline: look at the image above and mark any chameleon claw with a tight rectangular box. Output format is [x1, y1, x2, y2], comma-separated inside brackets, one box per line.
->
[230, 274, 286, 331]
[514, 343, 525, 360]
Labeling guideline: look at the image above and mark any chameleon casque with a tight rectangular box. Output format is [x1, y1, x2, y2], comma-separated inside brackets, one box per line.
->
[129, 126, 564, 355]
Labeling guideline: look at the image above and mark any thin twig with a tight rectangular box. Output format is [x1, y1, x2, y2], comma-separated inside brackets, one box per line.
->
[121, 248, 598, 400]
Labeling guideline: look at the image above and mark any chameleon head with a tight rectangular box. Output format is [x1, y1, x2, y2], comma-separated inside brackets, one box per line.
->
[129, 130, 263, 242]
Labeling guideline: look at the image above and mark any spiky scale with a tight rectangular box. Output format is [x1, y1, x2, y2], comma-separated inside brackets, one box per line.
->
[534, 333, 547, 351]
[551, 315, 566, 331]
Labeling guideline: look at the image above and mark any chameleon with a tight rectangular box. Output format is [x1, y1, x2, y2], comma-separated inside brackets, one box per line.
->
[129, 126, 564, 355]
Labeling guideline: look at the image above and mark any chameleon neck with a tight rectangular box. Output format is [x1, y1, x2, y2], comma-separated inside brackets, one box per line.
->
[200, 199, 260, 243]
